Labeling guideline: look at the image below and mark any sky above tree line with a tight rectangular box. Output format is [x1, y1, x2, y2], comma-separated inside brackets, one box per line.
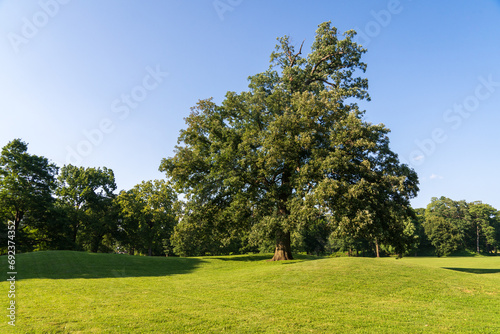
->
[1, 0, 499, 209]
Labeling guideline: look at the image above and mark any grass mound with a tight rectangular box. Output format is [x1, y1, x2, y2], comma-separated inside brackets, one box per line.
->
[1, 251, 500, 333]
[15, 250, 205, 280]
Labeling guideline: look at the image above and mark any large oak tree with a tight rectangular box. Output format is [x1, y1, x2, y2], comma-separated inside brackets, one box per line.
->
[161, 22, 419, 260]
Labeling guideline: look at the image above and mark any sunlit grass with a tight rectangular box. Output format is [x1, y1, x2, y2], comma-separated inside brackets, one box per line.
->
[1, 251, 499, 333]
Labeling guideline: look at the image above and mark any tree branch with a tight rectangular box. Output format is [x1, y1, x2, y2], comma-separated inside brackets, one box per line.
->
[287, 40, 305, 68]
[309, 51, 344, 77]
[304, 78, 337, 89]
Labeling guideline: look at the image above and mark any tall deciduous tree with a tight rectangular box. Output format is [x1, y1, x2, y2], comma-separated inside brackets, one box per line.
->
[469, 201, 498, 253]
[115, 180, 177, 256]
[160, 22, 419, 260]
[0, 139, 58, 245]
[56, 164, 116, 252]
[423, 197, 471, 256]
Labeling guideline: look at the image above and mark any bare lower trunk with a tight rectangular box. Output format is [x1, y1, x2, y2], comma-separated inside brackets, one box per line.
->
[375, 239, 380, 258]
[269, 230, 293, 261]
[90, 237, 100, 253]
[476, 225, 480, 254]
[14, 210, 23, 235]
[72, 225, 79, 245]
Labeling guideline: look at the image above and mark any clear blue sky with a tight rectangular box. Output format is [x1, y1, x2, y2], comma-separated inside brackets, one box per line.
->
[1, 0, 499, 209]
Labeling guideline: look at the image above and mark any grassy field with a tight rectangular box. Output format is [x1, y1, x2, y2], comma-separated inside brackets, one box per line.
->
[1, 251, 499, 333]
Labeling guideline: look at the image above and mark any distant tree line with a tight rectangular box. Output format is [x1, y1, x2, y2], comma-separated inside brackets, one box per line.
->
[0, 139, 176, 256]
[417, 197, 499, 256]
[324, 196, 499, 258]
[1, 139, 498, 257]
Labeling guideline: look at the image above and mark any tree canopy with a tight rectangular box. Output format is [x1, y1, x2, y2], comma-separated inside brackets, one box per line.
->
[160, 22, 419, 260]
[423, 196, 500, 256]
[0, 139, 58, 248]
[56, 164, 117, 252]
[115, 179, 177, 256]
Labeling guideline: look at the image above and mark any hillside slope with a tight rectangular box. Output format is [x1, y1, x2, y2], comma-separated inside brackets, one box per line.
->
[1, 251, 499, 333]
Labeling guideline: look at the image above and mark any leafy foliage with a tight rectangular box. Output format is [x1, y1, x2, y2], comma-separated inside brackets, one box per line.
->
[469, 201, 499, 253]
[161, 22, 419, 259]
[423, 197, 500, 256]
[56, 165, 117, 252]
[0, 139, 58, 251]
[115, 180, 177, 256]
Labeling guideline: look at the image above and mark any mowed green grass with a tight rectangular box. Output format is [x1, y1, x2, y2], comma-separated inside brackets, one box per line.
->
[1, 251, 500, 333]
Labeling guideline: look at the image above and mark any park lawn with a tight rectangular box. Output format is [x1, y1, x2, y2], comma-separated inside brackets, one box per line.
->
[1, 251, 499, 333]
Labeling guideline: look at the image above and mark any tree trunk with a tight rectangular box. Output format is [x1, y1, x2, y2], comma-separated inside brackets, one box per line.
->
[269, 230, 293, 261]
[476, 224, 480, 254]
[375, 239, 380, 258]
[72, 224, 79, 245]
[90, 235, 101, 253]
[14, 209, 23, 236]
[90, 243, 99, 253]
[147, 222, 154, 256]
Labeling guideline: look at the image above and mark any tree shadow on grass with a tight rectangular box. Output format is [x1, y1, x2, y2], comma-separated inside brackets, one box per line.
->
[210, 254, 272, 262]
[11, 251, 206, 280]
[443, 267, 500, 274]
[210, 253, 324, 262]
